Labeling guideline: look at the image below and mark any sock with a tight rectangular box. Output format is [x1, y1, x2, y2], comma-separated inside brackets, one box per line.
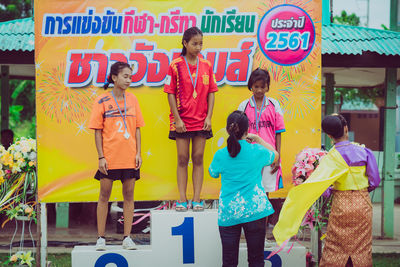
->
[98, 236, 105, 239]
[123, 236, 128, 240]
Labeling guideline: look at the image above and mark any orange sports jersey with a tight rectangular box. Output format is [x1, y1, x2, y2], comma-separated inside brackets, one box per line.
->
[89, 91, 145, 169]
[164, 56, 218, 131]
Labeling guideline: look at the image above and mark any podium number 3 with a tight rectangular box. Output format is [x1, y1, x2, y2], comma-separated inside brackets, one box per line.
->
[171, 217, 195, 264]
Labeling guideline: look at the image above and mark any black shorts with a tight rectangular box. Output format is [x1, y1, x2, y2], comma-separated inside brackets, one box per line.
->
[94, 168, 140, 182]
[168, 130, 213, 140]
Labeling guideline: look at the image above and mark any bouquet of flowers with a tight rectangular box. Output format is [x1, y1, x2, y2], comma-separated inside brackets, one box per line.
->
[292, 148, 327, 186]
[0, 138, 37, 225]
[292, 148, 332, 231]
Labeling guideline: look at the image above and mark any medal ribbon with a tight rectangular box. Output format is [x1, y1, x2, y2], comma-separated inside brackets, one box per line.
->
[111, 91, 128, 134]
[252, 95, 266, 133]
[184, 56, 199, 96]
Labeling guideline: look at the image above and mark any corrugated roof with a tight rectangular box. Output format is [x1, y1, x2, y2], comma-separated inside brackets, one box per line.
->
[322, 23, 400, 56]
[1, 17, 400, 56]
[0, 18, 34, 52]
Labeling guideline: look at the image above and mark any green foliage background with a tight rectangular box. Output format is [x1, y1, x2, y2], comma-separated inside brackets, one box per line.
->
[0, 0, 32, 22]
[2, 80, 36, 139]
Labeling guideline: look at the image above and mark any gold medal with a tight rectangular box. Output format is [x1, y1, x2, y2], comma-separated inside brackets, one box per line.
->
[193, 90, 197, 99]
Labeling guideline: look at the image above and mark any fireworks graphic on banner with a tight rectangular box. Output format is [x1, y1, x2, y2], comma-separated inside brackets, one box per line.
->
[283, 72, 320, 121]
[37, 63, 97, 124]
[256, 0, 321, 74]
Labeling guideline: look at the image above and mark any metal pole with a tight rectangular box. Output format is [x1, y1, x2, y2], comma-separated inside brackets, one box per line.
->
[366, 0, 370, 27]
[1, 65, 10, 130]
[322, 0, 331, 25]
[381, 68, 396, 238]
[40, 203, 47, 267]
[390, 0, 398, 31]
[324, 73, 335, 150]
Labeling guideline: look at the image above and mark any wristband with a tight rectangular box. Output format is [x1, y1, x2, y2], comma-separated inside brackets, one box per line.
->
[99, 156, 105, 160]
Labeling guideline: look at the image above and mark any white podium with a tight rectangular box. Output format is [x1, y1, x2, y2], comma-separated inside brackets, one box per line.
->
[72, 209, 306, 267]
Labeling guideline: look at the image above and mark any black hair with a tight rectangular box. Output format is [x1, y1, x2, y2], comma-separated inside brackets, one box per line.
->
[226, 111, 249, 158]
[103, 61, 132, 89]
[321, 113, 348, 139]
[247, 68, 270, 91]
[1, 129, 14, 150]
[181, 26, 203, 56]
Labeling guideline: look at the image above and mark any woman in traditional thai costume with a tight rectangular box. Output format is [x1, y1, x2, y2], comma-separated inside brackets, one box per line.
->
[272, 114, 380, 266]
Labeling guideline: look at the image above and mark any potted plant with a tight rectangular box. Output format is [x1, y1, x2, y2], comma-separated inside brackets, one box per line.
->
[5, 251, 35, 266]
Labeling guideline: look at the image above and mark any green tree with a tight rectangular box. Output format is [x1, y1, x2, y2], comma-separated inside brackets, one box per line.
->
[10, 80, 36, 138]
[0, 80, 36, 138]
[0, 0, 32, 22]
[333, 10, 360, 26]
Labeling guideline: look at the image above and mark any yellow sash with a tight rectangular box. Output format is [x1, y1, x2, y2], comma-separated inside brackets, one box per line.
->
[272, 147, 367, 245]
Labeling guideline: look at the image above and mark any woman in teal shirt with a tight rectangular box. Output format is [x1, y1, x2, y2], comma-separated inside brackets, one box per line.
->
[209, 110, 278, 267]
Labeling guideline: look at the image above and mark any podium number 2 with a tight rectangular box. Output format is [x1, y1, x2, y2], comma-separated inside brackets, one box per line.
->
[171, 217, 195, 264]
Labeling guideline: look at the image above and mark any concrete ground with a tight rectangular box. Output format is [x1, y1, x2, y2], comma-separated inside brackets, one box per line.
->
[0, 203, 399, 254]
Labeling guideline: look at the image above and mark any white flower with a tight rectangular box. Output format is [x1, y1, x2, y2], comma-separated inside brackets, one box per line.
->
[28, 152, 36, 161]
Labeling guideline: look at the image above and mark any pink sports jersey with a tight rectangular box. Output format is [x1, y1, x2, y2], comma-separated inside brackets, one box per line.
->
[238, 97, 285, 147]
[238, 96, 285, 192]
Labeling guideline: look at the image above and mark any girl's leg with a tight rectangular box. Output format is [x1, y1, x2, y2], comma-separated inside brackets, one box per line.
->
[191, 136, 206, 202]
[122, 178, 136, 236]
[97, 178, 113, 237]
[243, 217, 266, 267]
[176, 138, 190, 203]
[219, 224, 242, 267]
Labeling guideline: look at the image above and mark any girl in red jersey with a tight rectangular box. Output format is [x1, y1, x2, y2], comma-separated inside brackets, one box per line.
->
[164, 27, 218, 211]
[89, 62, 145, 250]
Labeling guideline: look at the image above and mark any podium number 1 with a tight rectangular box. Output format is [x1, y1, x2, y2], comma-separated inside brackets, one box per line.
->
[171, 217, 195, 264]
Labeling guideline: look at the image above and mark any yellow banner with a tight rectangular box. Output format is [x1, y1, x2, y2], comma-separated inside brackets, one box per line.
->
[35, 0, 321, 202]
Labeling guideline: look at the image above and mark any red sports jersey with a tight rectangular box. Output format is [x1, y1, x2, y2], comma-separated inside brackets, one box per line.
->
[164, 56, 218, 131]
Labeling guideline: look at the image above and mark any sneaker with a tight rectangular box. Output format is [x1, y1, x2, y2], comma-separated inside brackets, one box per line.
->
[122, 236, 137, 250]
[95, 237, 106, 251]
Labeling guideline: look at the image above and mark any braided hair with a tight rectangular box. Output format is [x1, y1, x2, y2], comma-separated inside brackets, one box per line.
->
[226, 111, 249, 157]
[103, 61, 132, 89]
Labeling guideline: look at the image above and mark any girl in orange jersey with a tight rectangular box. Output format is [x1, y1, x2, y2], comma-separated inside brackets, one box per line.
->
[89, 61, 145, 250]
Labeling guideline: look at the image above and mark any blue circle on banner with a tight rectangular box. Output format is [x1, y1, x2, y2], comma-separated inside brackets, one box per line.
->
[95, 253, 128, 267]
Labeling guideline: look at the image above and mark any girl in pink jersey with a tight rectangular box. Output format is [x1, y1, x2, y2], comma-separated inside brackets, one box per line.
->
[238, 68, 285, 194]
[164, 27, 218, 212]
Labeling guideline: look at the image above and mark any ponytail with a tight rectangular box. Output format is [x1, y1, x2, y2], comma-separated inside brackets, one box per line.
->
[103, 74, 113, 89]
[226, 111, 249, 158]
[227, 122, 241, 157]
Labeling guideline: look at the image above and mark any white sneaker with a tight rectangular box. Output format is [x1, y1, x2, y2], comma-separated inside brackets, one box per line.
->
[122, 236, 137, 250]
[95, 237, 106, 251]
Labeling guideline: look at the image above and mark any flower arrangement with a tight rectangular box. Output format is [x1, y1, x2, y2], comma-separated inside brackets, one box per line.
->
[292, 148, 332, 231]
[0, 138, 37, 225]
[6, 251, 35, 266]
[292, 148, 327, 186]
[5, 202, 36, 223]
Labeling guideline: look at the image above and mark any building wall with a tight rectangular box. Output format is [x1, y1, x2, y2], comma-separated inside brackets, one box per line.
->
[344, 112, 380, 151]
